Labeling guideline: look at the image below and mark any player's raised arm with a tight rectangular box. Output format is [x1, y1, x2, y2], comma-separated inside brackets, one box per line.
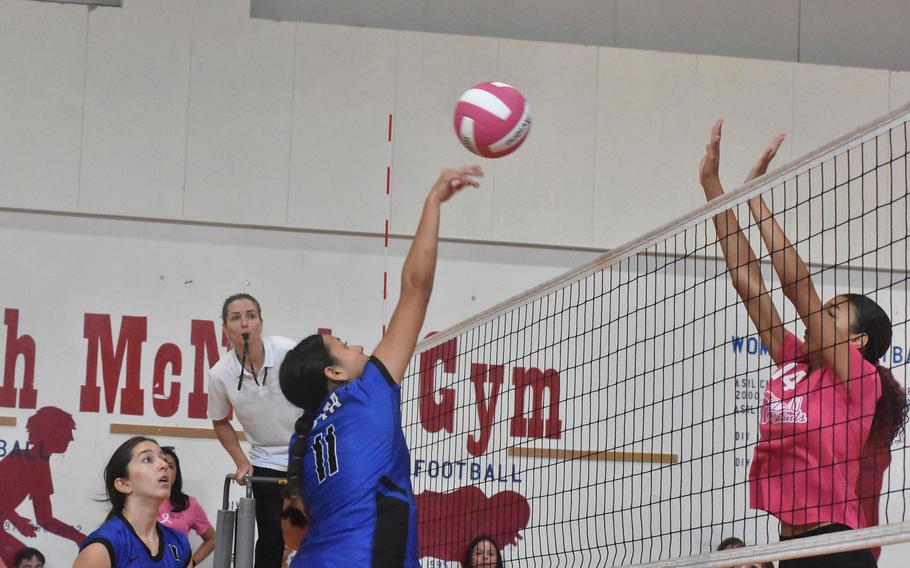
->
[747, 191, 853, 383]
[699, 119, 786, 364]
[374, 166, 483, 382]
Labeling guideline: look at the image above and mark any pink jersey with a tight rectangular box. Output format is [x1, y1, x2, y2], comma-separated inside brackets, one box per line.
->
[158, 496, 213, 537]
[749, 332, 881, 529]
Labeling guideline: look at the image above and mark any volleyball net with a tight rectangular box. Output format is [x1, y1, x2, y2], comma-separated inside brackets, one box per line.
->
[401, 103, 910, 567]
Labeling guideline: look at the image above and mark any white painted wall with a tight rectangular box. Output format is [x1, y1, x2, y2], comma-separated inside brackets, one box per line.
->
[2, 0, 908, 252]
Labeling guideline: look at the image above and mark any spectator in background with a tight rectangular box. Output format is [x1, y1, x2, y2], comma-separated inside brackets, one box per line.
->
[717, 536, 747, 552]
[463, 535, 503, 568]
[12, 548, 44, 568]
[157, 447, 216, 566]
[717, 537, 773, 568]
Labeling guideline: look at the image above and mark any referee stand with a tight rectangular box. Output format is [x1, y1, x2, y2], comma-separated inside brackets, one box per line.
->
[213, 474, 287, 568]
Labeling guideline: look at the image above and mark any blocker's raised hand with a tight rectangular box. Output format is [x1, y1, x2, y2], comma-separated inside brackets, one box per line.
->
[699, 118, 724, 190]
[744, 133, 786, 183]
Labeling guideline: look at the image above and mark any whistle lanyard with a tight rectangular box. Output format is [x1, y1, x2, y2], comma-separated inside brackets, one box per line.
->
[237, 345, 268, 390]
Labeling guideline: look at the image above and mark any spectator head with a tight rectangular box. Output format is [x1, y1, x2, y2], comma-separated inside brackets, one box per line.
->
[464, 535, 503, 568]
[14, 548, 45, 568]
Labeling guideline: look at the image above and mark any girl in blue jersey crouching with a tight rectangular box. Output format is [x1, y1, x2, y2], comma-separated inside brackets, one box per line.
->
[280, 165, 483, 567]
[74, 437, 192, 568]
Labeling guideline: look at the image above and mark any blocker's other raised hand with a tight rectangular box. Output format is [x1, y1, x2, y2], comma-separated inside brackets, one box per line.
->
[744, 133, 786, 183]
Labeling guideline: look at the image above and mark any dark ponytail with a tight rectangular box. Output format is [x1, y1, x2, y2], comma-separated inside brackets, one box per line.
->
[844, 294, 908, 449]
[280, 334, 334, 481]
[871, 366, 908, 449]
[287, 412, 314, 482]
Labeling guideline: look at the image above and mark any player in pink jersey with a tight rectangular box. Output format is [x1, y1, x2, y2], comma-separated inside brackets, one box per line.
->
[699, 119, 906, 568]
[157, 447, 216, 566]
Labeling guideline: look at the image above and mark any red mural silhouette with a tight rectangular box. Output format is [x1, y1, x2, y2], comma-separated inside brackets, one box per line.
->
[0, 407, 85, 566]
[416, 486, 530, 562]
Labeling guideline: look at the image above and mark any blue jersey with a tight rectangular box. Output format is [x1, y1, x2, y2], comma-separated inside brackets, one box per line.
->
[81, 514, 191, 568]
[291, 356, 418, 567]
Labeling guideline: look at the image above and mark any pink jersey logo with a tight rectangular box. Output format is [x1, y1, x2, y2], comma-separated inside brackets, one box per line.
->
[761, 392, 808, 424]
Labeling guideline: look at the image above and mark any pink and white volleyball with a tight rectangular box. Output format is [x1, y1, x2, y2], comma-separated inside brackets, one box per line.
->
[453, 82, 531, 158]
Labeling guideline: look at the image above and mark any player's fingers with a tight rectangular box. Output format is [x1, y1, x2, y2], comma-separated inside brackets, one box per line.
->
[461, 175, 480, 187]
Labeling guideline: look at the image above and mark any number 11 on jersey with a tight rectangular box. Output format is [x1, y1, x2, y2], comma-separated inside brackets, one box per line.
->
[313, 424, 339, 483]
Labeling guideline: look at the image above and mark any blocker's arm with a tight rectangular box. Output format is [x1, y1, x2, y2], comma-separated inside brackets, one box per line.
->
[699, 119, 785, 364]
[748, 194, 853, 383]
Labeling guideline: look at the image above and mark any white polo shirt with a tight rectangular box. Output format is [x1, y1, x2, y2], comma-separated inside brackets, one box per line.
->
[207, 335, 301, 471]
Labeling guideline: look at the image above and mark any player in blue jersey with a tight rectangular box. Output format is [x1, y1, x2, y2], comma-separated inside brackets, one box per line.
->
[74, 436, 192, 568]
[279, 165, 483, 567]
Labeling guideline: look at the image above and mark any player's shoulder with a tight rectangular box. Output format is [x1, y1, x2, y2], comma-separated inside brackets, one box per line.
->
[364, 355, 395, 387]
[184, 496, 210, 520]
[81, 516, 130, 557]
[92, 515, 131, 539]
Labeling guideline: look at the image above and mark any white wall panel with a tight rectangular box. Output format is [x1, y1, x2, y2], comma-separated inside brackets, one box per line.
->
[427, 0, 616, 47]
[787, 64, 892, 270]
[892, 72, 910, 110]
[494, 39, 598, 247]
[392, 31, 498, 239]
[288, 24, 396, 233]
[183, 16, 295, 225]
[593, 49, 697, 249]
[0, 1, 85, 211]
[79, 7, 191, 217]
[792, 64, 890, 158]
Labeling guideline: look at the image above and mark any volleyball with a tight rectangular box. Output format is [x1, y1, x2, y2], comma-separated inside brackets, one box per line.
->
[453, 81, 531, 158]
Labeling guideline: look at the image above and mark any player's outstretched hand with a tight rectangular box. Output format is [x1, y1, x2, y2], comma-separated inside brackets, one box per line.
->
[699, 118, 723, 190]
[744, 133, 785, 183]
[429, 165, 483, 203]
